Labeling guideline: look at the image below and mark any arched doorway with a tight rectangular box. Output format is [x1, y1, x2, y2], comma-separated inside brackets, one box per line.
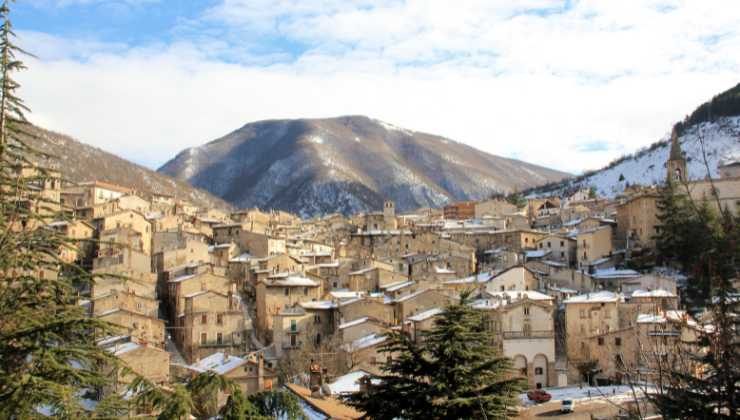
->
[513, 355, 528, 379]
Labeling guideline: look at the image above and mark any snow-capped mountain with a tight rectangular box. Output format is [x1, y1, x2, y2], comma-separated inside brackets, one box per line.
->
[528, 84, 740, 199]
[158, 116, 568, 217]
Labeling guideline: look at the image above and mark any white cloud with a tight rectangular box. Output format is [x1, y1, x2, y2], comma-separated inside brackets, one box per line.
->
[14, 0, 740, 173]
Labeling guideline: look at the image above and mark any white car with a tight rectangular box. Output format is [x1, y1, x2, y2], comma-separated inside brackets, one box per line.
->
[561, 399, 575, 413]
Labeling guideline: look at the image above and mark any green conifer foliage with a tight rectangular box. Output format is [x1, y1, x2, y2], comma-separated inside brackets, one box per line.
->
[344, 293, 525, 419]
[0, 1, 119, 416]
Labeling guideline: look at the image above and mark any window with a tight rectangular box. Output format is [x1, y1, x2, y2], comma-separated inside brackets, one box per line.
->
[303, 287, 308, 296]
[314, 314, 321, 324]
[547, 241, 551, 248]
[523, 306, 530, 316]
[216, 333, 223, 345]
[580, 309, 586, 319]
[561, 251, 565, 257]
[534, 367, 543, 375]
[217, 314, 223, 325]
[315, 333, 321, 346]
[284, 288, 289, 296]
[615, 337, 622, 346]
[200, 332, 207, 345]
[290, 334, 297, 347]
[201, 314, 207, 324]
[560, 241, 564, 247]
[290, 319, 297, 332]
[597, 337, 604, 346]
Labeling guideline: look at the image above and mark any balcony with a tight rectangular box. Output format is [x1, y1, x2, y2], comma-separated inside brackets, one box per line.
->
[502, 330, 554, 339]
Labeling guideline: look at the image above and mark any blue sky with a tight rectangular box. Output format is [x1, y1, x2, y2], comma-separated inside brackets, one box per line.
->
[12, 0, 740, 173]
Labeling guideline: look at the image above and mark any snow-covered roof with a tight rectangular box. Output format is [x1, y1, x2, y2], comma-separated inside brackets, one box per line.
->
[407, 307, 443, 322]
[229, 252, 253, 263]
[300, 300, 336, 310]
[348, 267, 375, 275]
[189, 352, 247, 375]
[327, 370, 374, 395]
[591, 267, 641, 279]
[564, 291, 622, 304]
[267, 275, 319, 287]
[525, 250, 551, 258]
[381, 280, 414, 292]
[443, 271, 491, 285]
[329, 290, 364, 300]
[338, 317, 369, 330]
[168, 273, 198, 283]
[543, 260, 567, 268]
[316, 261, 340, 268]
[434, 266, 456, 274]
[490, 290, 553, 301]
[345, 333, 387, 351]
[631, 289, 676, 298]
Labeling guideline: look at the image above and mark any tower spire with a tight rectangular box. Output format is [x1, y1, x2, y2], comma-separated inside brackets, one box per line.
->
[666, 127, 687, 183]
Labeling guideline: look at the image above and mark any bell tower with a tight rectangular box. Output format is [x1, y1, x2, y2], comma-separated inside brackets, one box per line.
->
[666, 128, 687, 183]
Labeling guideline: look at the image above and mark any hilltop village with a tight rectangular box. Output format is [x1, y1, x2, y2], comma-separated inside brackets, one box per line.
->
[26, 133, 740, 417]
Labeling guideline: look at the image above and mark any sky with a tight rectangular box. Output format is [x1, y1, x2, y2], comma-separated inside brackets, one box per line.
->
[12, 0, 740, 174]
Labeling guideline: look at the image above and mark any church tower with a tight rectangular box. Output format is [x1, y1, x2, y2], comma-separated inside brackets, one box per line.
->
[383, 200, 397, 230]
[666, 128, 687, 183]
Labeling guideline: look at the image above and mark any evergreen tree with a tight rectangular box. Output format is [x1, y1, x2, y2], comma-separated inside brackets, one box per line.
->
[647, 174, 739, 417]
[0, 0, 119, 416]
[344, 294, 525, 419]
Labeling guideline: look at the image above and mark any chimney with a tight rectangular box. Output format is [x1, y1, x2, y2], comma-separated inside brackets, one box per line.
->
[309, 359, 324, 398]
[257, 353, 265, 390]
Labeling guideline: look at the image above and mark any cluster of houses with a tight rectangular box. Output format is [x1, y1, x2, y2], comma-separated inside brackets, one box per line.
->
[18, 133, 740, 418]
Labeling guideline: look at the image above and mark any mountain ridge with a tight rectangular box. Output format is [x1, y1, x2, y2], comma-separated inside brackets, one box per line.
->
[23, 125, 233, 210]
[158, 115, 569, 217]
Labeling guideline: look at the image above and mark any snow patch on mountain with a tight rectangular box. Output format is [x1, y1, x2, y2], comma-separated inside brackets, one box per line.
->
[538, 116, 740, 198]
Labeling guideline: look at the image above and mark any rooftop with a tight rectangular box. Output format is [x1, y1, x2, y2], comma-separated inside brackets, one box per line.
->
[189, 352, 247, 375]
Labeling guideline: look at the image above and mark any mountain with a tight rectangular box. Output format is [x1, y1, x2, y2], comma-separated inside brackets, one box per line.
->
[158, 116, 569, 217]
[24, 126, 233, 210]
[526, 83, 740, 198]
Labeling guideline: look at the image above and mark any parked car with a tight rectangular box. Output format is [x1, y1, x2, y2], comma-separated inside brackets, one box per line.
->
[561, 399, 575, 413]
[526, 389, 552, 403]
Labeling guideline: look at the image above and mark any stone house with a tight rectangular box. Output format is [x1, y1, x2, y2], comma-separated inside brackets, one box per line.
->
[49, 219, 95, 265]
[90, 288, 159, 318]
[91, 268, 157, 299]
[536, 234, 576, 267]
[473, 290, 556, 389]
[186, 352, 277, 398]
[575, 225, 613, 269]
[272, 302, 337, 357]
[338, 297, 395, 326]
[178, 289, 245, 363]
[391, 288, 454, 325]
[474, 199, 518, 219]
[94, 210, 153, 255]
[100, 336, 170, 392]
[255, 274, 322, 339]
[486, 265, 541, 292]
[96, 307, 165, 347]
[117, 194, 151, 214]
[166, 270, 233, 323]
[616, 192, 659, 250]
[62, 180, 133, 208]
[347, 265, 409, 292]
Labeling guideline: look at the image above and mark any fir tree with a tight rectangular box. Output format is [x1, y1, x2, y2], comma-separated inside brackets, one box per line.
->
[344, 294, 525, 419]
[0, 0, 119, 416]
[647, 174, 739, 417]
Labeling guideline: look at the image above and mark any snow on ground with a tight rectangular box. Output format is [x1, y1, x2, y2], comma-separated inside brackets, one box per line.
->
[519, 385, 643, 407]
[534, 116, 740, 198]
